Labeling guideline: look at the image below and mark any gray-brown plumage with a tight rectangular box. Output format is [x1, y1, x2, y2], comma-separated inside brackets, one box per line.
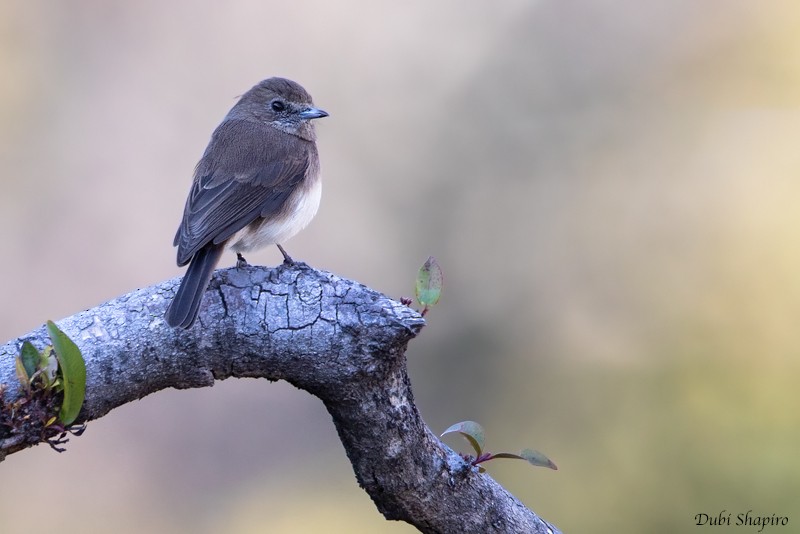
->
[165, 78, 328, 328]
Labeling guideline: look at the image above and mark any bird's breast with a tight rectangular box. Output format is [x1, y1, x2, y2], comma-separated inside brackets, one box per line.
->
[229, 175, 322, 253]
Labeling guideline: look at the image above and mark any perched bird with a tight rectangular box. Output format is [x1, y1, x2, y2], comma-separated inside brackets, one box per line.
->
[165, 77, 328, 329]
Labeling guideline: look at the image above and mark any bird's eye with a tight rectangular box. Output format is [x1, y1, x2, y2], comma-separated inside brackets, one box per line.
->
[270, 100, 286, 112]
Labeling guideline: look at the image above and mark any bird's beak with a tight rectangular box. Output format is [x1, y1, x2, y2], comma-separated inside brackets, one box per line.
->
[299, 107, 329, 120]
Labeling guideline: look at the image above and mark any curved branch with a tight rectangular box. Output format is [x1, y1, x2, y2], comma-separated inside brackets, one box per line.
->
[0, 263, 561, 534]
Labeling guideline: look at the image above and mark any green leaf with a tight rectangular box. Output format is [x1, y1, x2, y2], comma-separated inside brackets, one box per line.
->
[518, 449, 558, 470]
[46, 321, 86, 426]
[15, 356, 30, 391]
[20, 341, 39, 379]
[441, 420, 485, 457]
[41, 346, 58, 387]
[415, 256, 443, 308]
[487, 450, 558, 470]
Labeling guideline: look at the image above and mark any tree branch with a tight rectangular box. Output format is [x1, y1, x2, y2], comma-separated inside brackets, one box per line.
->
[0, 263, 561, 534]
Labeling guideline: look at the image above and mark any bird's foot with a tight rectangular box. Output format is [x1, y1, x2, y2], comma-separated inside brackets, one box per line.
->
[277, 244, 295, 265]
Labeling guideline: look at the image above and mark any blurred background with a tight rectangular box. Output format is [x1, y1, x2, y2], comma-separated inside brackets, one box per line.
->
[2, 1, 799, 532]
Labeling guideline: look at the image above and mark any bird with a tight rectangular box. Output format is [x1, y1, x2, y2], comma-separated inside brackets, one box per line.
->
[165, 77, 328, 329]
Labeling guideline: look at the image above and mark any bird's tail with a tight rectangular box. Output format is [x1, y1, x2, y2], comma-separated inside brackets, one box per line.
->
[165, 244, 225, 329]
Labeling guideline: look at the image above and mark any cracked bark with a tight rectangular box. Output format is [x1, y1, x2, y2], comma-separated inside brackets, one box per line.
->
[0, 263, 561, 534]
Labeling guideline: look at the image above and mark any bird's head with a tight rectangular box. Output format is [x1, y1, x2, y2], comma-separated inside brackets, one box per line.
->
[231, 77, 328, 141]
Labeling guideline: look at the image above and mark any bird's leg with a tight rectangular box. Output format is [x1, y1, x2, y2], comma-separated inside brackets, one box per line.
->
[276, 244, 294, 265]
[236, 253, 249, 268]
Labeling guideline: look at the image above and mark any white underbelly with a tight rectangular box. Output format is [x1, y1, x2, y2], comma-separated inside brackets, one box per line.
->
[230, 177, 322, 253]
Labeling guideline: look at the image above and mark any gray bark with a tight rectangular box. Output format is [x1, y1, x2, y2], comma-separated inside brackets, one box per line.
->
[0, 263, 561, 534]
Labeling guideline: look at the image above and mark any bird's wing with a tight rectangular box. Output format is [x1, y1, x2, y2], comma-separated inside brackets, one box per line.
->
[173, 120, 312, 265]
